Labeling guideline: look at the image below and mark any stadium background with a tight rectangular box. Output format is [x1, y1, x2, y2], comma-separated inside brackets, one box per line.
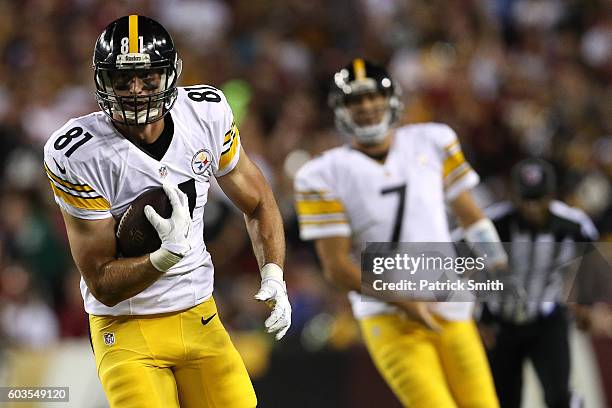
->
[0, 0, 610, 406]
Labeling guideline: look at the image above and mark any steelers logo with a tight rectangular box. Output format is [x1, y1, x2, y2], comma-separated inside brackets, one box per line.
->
[191, 149, 212, 175]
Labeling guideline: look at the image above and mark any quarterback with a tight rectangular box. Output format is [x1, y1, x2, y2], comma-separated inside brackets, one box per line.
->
[43, 15, 290, 408]
[294, 60, 502, 407]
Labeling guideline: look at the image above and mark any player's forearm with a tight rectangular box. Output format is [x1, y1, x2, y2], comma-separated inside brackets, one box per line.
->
[243, 189, 286, 268]
[449, 190, 486, 228]
[89, 255, 163, 307]
[322, 257, 363, 293]
[325, 258, 426, 304]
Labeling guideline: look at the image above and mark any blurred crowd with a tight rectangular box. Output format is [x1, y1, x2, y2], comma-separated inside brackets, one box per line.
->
[0, 0, 610, 378]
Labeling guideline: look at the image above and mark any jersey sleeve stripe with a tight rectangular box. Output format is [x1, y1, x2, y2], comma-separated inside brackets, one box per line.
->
[298, 213, 348, 224]
[442, 150, 467, 179]
[444, 140, 460, 152]
[444, 164, 472, 187]
[221, 129, 237, 154]
[44, 162, 95, 192]
[223, 122, 237, 147]
[295, 191, 334, 201]
[295, 190, 329, 196]
[295, 199, 346, 215]
[219, 127, 240, 170]
[299, 219, 350, 226]
[50, 180, 104, 199]
[48, 177, 100, 199]
[49, 182, 111, 211]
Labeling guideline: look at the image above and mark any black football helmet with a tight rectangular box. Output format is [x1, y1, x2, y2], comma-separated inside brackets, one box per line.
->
[329, 59, 402, 144]
[511, 158, 557, 199]
[93, 15, 182, 125]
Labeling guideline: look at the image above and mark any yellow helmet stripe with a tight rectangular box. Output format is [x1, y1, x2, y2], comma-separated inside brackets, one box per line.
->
[353, 58, 366, 80]
[128, 15, 139, 53]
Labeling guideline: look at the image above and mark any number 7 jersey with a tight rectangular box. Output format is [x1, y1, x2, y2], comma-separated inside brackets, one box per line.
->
[43, 85, 241, 316]
[294, 123, 479, 320]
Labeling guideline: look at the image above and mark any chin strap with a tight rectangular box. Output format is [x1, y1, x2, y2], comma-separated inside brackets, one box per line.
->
[352, 111, 392, 144]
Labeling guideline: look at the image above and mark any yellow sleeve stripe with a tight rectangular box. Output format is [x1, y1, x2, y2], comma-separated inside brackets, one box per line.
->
[49, 182, 110, 211]
[296, 190, 328, 194]
[44, 163, 94, 192]
[223, 122, 237, 146]
[444, 140, 459, 152]
[296, 200, 345, 215]
[219, 127, 240, 170]
[299, 219, 349, 226]
[444, 165, 472, 187]
[442, 151, 466, 179]
[295, 191, 330, 201]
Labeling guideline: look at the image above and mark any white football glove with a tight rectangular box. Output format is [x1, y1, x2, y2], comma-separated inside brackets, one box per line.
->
[254, 263, 292, 340]
[144, 183, 192, 271]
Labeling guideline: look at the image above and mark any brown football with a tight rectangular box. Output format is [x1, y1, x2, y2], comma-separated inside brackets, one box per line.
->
[116, 187, 171, 258]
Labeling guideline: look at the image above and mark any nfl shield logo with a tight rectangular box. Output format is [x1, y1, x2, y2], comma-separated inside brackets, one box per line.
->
[158, 165, 168, 179]
[103, 332, 115, 346]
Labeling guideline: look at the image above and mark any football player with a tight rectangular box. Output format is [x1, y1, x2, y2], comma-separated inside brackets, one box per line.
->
[43, 15, 290, 408]
[294, 59, 503, 407]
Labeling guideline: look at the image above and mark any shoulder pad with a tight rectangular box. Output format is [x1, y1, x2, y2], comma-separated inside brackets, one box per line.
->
[44, 113, 114, 164]
[175, 84, 230, 123]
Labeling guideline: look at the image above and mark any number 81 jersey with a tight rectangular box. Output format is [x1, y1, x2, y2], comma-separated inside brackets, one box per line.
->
[294, 123, 479, 321]
[43, 85, 241, 316]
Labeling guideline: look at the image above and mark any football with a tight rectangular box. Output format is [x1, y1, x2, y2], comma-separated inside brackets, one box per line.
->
[116, 187, 171, 258]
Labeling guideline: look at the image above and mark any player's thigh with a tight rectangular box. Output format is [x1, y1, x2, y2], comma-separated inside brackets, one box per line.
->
[175, 298, 257, 408]
[438, 320, 499, 408]
[101, 358, 179, 408]
[89, 315, 180, 408]
[359, 313, 457, 408]
[174, 341, 256, 408]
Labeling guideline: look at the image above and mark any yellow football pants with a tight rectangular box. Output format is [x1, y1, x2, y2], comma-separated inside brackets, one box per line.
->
[359, 314, 499, 408]
[89, 297, 257, 408]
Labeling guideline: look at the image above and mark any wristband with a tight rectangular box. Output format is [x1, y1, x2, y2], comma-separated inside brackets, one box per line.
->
[261, 263, 284, 281]
[464, 218, 508, 267]
[150, 248, 183, 272]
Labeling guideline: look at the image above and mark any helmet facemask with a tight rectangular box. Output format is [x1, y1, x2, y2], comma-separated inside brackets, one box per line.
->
[335, 96, 393, 145]
[94, 57, 182, 126]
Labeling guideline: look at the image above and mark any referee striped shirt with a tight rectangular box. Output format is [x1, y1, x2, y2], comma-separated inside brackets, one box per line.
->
[485, 200, 599, 322]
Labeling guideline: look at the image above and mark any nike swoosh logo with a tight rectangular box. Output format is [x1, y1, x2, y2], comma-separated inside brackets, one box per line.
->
[201, 313, 217, 326]
[53, 158, 66, 174]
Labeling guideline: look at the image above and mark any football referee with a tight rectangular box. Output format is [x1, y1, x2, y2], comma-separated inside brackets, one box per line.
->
[479, 158, 599, 408]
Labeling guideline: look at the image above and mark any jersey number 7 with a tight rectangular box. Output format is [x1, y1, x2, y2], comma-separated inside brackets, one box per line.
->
[381, 184, 407, 243]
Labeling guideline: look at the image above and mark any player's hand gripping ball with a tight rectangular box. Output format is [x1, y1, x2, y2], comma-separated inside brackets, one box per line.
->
[116, 187, 172, 257]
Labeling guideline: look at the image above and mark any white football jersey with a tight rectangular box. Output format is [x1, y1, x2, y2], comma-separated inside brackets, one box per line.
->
[295, 123, 479, 320]
[43, 85, 241, 316]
